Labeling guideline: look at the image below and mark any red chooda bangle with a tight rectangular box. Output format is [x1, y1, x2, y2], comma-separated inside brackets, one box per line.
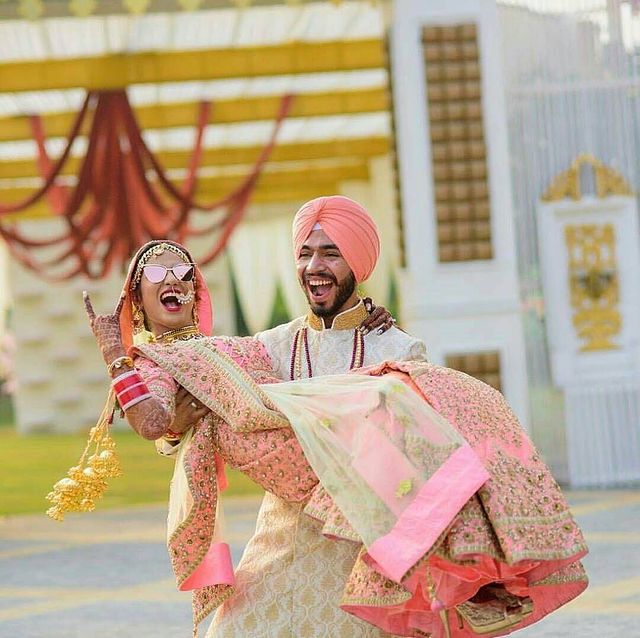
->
[111, 370, 152, 412]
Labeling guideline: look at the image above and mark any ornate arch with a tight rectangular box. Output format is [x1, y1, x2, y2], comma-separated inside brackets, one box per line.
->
[542, 153, 633, 202]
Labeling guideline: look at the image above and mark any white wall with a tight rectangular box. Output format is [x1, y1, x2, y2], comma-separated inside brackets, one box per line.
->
[390, 0, 530, 425]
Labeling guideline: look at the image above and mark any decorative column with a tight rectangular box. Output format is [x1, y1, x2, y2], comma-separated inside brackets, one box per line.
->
[389, 0, 529, 424]
[538, 154, 640, 487]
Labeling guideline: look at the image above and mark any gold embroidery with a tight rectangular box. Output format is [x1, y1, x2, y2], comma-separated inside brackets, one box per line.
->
[307, 299, 369, 331]
[138, 338, 287, 434]
[404, 435, 460, 477]
[532, 562, 589, 586]
[305, 518, 361, 543]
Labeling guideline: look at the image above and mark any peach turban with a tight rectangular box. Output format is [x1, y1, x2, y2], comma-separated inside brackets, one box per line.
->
[292, 195, 380, 283]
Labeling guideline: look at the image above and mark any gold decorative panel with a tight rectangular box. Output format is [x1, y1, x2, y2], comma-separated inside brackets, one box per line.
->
[445, 351, 501, 392]
[543, 154, 633, 201]
[565, 224, 621, 351]
[422, 23, 493, 263]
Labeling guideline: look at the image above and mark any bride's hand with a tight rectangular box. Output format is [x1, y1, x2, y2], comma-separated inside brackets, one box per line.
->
[83, 291, 127, 366]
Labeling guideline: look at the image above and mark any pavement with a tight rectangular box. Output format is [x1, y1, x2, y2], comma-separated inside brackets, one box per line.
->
[0, 490, 638, 638]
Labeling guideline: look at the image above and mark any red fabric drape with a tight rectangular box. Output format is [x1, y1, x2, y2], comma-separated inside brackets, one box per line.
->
[0, 90, 293, 279]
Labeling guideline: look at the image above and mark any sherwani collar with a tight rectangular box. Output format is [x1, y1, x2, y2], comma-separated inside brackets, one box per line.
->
[306, 299, 368, 331]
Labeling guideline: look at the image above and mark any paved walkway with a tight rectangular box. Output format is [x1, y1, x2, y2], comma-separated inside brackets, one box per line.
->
[0, 490, 638, 637]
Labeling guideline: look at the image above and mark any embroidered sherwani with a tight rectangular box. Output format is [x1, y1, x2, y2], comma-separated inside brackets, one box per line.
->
[208, 301, 427, 638]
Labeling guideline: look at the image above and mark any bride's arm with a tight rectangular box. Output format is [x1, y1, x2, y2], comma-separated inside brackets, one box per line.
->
[83, 291, 185, 441]
[122, 357, 178, 441]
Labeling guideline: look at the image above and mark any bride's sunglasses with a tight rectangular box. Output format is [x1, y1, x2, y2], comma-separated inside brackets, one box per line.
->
[142, 263, 196, 284]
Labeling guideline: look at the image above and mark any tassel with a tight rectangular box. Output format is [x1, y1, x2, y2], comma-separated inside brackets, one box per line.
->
[426, 566, 452, 638]
[46, 389, 122, 521]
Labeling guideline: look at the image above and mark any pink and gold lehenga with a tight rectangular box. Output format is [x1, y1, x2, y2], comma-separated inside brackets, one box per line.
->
[133, 335, 588, 638]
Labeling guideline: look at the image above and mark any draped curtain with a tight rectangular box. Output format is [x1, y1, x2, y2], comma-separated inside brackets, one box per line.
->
[0, 90, 293, 280]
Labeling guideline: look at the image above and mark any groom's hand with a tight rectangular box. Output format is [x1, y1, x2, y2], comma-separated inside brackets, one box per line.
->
[171, 387, 210, 434]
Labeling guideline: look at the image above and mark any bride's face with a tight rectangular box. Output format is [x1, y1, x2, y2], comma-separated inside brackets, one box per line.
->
[137, 252, 196, 335]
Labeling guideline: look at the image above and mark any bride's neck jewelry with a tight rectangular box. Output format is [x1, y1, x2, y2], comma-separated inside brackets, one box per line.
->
[289, 325, 365, 380]
[154, 324, 203, 344]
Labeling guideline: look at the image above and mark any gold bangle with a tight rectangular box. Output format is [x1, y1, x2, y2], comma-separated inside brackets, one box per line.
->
[107, 356, 134, 376]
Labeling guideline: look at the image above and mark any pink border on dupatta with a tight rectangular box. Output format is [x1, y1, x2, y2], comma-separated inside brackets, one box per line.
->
[179, 542, 235, 591]
[366, 445, 489, 583]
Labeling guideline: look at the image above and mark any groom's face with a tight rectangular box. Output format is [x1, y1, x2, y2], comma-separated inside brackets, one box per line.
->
[296, 229, 357, 320]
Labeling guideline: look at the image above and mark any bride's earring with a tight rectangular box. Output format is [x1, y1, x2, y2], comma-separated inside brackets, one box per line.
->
[133, 303, 145, 335]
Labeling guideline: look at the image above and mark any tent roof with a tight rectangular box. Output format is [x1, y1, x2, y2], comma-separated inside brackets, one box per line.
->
[0, 2, 387, 156]
[0, 2, 393, 209]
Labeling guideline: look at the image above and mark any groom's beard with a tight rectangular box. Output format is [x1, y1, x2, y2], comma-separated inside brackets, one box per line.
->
[305, 272, 357, 318]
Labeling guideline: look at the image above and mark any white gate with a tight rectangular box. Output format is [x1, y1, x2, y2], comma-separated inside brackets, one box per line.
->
[499, 0, 640, 482]
[537, 155, 640, 487]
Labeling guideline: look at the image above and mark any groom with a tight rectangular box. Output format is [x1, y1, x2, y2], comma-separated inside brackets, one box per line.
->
[255, 194, 426, 378]
[208, 195, 427, 637]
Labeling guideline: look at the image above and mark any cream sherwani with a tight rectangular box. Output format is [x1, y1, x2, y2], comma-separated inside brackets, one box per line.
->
[208, 301, 427, 638]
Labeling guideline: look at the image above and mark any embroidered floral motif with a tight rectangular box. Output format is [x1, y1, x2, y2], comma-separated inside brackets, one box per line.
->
[532, 561, 589, 586]
[369, 362, 589, 565]
[214, 419, 318, 503]
[135, 337, 316, 631]
[395, 479, 414, 498]
[404, 434, 461, 477]
[139, 338, 287, 434]
[341, 546, 411, 608]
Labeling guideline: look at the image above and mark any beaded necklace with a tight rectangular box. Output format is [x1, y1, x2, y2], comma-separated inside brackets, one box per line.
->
[289, 325, 365, 380]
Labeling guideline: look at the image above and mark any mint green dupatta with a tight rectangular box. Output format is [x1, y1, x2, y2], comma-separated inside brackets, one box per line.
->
[139, 338, 488, 588]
